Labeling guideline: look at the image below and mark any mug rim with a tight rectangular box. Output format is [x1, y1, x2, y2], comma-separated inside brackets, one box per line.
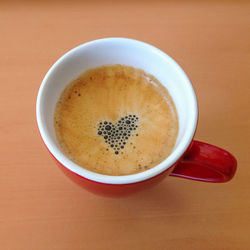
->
[36, 37, 198, 184]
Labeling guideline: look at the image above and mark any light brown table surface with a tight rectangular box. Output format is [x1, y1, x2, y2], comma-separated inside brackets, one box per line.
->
[1, 1, 249, 249]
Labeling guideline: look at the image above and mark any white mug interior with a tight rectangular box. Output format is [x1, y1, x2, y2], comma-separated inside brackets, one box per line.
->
[36, 38, 198, 184]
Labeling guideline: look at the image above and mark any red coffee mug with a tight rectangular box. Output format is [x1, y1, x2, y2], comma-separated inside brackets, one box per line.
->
[36, 38, 237, 197]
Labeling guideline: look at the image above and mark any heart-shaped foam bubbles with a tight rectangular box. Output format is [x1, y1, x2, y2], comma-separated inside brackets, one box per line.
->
[97, 115, 139, 155]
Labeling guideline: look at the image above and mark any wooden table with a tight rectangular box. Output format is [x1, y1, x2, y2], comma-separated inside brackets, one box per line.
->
[1, 1, 249, 249]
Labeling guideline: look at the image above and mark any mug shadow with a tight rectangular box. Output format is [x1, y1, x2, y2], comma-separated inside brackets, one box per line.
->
[95, 179, 188, 216]
[63, 178, 190, 246]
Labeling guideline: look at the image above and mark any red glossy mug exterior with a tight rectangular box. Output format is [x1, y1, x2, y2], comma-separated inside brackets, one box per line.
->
[36, 38, 237, 197]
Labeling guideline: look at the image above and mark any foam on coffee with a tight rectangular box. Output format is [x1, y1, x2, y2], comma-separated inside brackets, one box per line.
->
[54, 65, 179, 175]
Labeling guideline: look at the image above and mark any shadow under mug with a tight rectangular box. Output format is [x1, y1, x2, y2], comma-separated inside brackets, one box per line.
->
[36, 38, 237, 197]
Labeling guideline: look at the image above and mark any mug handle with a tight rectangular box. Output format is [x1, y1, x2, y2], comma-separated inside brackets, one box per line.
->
[169, 140, 237, 182]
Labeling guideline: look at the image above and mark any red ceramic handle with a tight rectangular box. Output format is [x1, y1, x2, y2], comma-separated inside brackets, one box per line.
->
[170, 140, 237, 182]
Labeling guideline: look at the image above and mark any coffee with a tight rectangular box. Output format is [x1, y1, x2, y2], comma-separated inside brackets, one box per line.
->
[54, 65, 179, 175]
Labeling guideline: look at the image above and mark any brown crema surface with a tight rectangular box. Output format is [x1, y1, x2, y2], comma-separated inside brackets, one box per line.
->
[54, 65, 178, 175]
